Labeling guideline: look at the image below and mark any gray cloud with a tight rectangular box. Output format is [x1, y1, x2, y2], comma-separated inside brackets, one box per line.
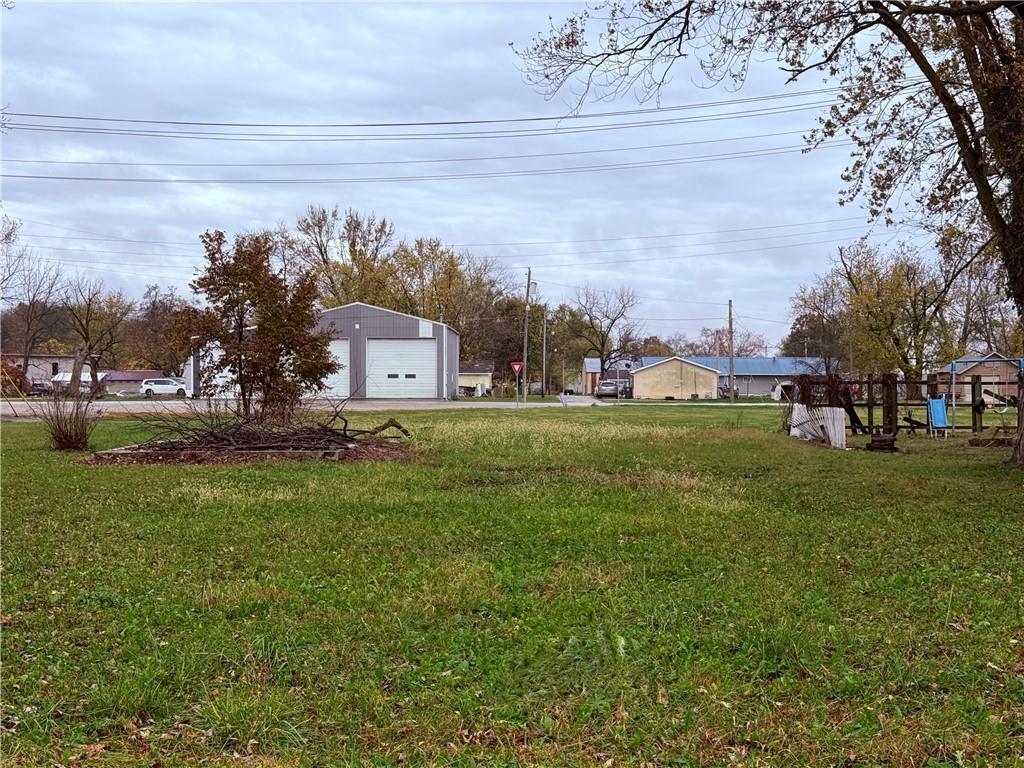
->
[1, 1, 900, 346]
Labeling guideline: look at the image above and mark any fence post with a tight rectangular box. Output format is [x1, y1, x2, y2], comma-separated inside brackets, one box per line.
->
[883, 373, 898, 434]
[866, 374, 874, 432]
[971, 375, 983, 433]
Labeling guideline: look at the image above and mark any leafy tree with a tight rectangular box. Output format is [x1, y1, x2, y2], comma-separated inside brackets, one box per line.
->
[633, 335, 674, 357]
[518, 1, 1024, 462]
[121, 285, 195, 374]
[190, 230, 338, 420]
[780, 273, 849, 373]
[836, 240, 964, 386]
[63, 276, 134, 391]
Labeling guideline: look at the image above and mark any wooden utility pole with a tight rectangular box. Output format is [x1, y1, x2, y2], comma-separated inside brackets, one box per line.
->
[521, 268, 533, 400]
[727, 299, 736, 402]
[541, 308, 548, 396]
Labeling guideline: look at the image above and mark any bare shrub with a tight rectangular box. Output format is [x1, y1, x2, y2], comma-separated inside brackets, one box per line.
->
[40, 392, 99, 450]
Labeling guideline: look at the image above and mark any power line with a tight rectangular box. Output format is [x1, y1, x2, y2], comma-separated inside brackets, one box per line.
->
[18, 214, 867, 252]
[2, 140, 852, 184]
[455, 215, 866, 248]
[2, 86, 847, 129]
[516, 231, 891, 270]
[4, 129, 809, 168]
[5, 101, 837, 142]
[22, 222, 873, 262]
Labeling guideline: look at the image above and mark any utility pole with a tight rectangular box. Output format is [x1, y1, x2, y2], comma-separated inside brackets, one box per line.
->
[521, 268, 534, 401]
[541, 308, 548, 397]
[727, 299, 736, 403]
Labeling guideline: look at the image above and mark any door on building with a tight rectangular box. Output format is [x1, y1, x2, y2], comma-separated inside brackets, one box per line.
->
[323, 339, 350, 397]
[365, 338, 437, 398]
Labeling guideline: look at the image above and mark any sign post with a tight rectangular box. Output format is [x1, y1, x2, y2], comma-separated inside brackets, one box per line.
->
[511, 361, 524, 407]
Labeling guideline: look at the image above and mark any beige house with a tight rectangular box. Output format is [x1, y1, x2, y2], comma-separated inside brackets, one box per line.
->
[934, 352, 1020, 401]
[631, 356, 719, 400]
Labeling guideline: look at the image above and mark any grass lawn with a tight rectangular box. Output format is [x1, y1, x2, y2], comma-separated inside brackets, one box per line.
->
[3, 406, 1023, 766]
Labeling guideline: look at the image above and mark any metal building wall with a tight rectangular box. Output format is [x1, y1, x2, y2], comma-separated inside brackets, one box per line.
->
[315, 302, 458, 399]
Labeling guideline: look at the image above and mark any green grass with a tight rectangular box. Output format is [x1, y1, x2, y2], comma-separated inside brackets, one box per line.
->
[3, 406, 1023, 766]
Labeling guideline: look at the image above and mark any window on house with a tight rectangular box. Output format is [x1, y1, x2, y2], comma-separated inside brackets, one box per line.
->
[404, 374, 417, 379]
[387, 374, 399, 379]
[51, 362, 59, 375]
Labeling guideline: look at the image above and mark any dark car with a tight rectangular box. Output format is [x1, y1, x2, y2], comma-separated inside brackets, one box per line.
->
[594, 380, 620, 398]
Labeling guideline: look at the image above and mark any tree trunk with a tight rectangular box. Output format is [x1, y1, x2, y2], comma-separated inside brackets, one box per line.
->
[69, 346, 88, 393]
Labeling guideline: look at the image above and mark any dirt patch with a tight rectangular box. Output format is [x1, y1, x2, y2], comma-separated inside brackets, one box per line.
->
[86, 438, 411, 465]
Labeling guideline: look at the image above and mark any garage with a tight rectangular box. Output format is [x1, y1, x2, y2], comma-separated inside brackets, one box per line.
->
[323, 338, 350, 397]
[365, 338, 437, 398]
[314, 302, 459, 400]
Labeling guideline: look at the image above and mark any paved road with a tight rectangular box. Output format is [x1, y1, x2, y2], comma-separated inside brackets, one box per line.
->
[0, 395, 609, 420]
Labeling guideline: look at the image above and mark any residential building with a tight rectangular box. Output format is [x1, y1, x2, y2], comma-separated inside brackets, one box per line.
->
[458, 361, 494, 396]
[934, 352, 1021, 401]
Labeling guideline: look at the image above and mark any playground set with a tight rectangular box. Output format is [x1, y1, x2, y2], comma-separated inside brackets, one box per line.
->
[788, 359, 1023, 452]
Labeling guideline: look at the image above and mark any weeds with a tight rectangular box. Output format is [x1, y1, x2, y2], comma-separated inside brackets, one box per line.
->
[38, 391, 98, 450]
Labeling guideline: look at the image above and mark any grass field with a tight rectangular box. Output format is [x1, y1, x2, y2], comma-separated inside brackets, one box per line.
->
[3, 405, 1023, 766]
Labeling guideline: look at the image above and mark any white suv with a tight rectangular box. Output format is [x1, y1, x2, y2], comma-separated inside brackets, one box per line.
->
[140, 378, 187, 397]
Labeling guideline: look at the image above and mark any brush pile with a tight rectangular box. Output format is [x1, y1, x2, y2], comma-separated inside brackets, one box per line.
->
[90, 399, 411, 464]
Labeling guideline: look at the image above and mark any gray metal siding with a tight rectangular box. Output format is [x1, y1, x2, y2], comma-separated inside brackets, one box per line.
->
[315, 303, 459, 398]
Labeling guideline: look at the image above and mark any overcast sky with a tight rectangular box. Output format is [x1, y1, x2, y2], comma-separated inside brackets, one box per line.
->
[1, 1, 920, 348]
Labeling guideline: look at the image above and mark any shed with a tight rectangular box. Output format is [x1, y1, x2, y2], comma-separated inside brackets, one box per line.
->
[458, 361, 494, 395]
[313, 303, 459, 399]
[631, 356, 720, 400]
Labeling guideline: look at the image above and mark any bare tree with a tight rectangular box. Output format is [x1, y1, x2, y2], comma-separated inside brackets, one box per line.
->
[518, 1, 1024, 463]
[565, 285, 640, 375]
[4, 256, 65, 373]
[63, 276, 134, 391]
[0, 214, 23, 297]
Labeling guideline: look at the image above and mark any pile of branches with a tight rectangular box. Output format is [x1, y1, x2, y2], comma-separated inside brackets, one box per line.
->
[129, 398, 410, 453]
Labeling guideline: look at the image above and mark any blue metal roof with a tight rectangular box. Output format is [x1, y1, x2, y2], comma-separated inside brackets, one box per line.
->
[640, 355, 823, 376]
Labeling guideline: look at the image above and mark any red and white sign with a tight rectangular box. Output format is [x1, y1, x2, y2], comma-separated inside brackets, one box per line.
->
[510, 361, 524, 377]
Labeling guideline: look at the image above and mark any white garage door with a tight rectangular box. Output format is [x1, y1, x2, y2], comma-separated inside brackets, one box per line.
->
[323, 339, 350, 397]
[366, 338, 437, 398]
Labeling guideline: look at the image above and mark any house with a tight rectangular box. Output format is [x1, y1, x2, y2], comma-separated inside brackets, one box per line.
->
[934, 352, 1021, 401]
[580, 357, 639, 395]
[458, 361, 494, 396]
[637, 355, 824, 396]
[51, 370, 107, 392]
[0, 353, 79, 385]
[103, 369, 166, 395]
[188, 302, 459, 400]
[631, 356, 720, 399]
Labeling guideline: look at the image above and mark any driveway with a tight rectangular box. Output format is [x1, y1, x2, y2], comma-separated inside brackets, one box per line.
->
[0, 395, 608, 420]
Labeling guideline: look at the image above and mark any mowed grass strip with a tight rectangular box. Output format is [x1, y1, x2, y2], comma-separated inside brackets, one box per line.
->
[2, 405, 1023, 766]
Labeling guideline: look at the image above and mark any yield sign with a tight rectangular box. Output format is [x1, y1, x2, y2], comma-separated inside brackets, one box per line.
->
[510, 361, 524, 377]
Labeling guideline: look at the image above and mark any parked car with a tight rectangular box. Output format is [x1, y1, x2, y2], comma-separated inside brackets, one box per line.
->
[28, 381, 54, 397]
[140, 378, 187, 397]
[594, 380, 620, 398]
